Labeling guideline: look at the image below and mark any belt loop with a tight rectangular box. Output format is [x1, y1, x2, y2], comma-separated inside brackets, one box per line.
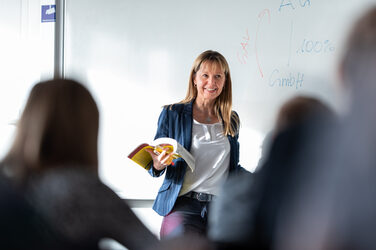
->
[201, 205, 208, 218]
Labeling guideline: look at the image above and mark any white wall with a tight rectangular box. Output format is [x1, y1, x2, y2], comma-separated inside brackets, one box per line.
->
[0, 0, 55, 159]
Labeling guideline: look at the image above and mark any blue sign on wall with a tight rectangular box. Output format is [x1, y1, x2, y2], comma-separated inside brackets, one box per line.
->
[41, 5, 56, 23]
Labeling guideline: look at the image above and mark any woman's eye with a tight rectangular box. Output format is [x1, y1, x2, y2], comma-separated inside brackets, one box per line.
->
[215, 75, 222, 79]
[202, 74, 208, 78]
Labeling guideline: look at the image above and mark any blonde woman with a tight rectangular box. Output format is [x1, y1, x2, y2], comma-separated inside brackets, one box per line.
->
[145, 50, 246, 238]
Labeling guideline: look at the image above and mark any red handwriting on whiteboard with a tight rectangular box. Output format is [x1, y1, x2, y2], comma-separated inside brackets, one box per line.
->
[255, 9, 271, 78]
[237, 29, 250, 64]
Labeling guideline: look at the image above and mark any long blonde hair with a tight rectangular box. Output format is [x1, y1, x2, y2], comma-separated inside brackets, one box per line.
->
[178, 50, 239, 136]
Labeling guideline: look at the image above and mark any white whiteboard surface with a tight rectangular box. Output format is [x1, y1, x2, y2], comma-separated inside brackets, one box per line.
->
[64, 0, 376, 198]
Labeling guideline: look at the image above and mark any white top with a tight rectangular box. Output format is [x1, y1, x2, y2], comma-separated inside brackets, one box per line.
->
[179, 119, 230, 196]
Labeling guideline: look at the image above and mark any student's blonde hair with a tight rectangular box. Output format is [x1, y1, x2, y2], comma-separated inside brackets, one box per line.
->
[178, 50, 239, 136]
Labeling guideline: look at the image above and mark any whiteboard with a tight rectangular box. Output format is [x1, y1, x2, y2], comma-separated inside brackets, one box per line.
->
[64, 0, 376, 198]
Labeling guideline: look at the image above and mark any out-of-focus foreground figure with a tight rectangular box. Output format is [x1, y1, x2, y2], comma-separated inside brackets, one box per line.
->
[0, 79, 158, 250]
[276, 6, 376, 250]
[208, 95, 335, 249]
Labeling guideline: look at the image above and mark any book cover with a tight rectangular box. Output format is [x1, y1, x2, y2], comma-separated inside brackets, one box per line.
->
[128, 137, 195, 172]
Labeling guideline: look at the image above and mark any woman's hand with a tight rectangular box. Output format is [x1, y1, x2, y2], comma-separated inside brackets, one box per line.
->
[145, 147, 174, 171]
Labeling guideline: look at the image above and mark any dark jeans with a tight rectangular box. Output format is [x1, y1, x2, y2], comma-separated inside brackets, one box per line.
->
[160, 196, 211, 239]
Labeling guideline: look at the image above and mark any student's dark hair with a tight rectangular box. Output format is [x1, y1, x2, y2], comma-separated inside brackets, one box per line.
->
[341, 7, 376, 91]
[275, 95, 334, 134]
[2, 79, 99, 181]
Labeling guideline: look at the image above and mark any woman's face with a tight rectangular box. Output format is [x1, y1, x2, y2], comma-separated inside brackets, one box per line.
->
[194, 61, 226, 104]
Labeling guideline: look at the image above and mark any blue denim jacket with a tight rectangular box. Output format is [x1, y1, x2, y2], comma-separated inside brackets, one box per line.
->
[148, 101, 245, 216]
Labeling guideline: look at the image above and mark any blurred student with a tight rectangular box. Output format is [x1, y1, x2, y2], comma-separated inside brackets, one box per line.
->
[0, 79, 158, 250]
[256, 95, 335, 172]
[275, 7, 376, 250]
[208, 95, 335, 249]
[274, 95, 334, 135]
[0, 174, 72, 250]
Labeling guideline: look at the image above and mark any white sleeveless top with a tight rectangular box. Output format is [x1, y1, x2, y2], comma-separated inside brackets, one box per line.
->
[179, 119, 230, 196]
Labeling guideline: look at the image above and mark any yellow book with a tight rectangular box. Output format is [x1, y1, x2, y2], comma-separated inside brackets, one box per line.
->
[127, 137, 195, 172]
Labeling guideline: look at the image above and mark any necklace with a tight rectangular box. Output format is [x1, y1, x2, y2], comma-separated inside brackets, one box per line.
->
[206, 116, 212, 123]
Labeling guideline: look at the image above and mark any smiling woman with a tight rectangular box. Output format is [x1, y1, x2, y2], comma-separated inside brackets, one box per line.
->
[193, 62, 226, 124]
[144, 50, 247, 238]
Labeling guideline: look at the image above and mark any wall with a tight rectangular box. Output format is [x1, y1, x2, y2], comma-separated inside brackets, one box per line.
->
[0, 0, 55, 159]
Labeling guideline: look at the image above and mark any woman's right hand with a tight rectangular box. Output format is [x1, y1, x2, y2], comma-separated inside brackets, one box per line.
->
[145, 147, 174, 171]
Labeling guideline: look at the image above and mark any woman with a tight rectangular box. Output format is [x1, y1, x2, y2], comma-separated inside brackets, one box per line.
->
[1, 79, 158, 250]
[145, 50, 245, 238]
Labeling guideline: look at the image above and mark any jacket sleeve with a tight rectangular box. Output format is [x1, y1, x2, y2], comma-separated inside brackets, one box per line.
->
[148, 107, 169, 177]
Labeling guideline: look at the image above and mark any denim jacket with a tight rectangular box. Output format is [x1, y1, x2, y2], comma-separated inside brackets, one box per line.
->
[148, 101, 244, 216]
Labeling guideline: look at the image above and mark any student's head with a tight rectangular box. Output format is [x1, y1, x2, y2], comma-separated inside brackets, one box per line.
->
[340, 7, 376, 96]
[274, 95, 334, 135]
[3, 79, 99, 179]
[180, 50, 238, 136]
